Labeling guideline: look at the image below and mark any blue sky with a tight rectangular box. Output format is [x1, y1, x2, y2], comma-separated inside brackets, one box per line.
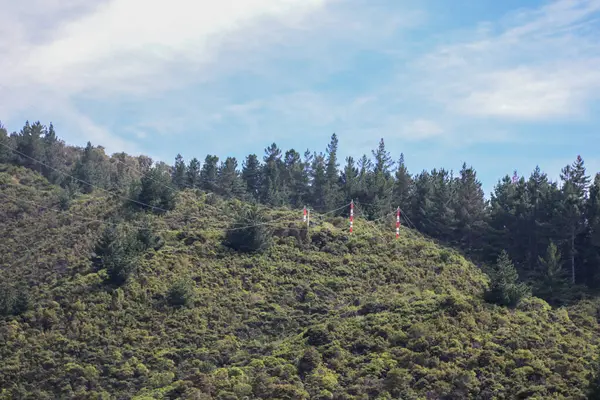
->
[1, 0, 599, 195]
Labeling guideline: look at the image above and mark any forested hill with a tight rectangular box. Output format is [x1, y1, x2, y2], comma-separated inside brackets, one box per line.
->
[1, 120, 599, 303]
[1, 163, 600, 400]
[1, 120, 600, 398]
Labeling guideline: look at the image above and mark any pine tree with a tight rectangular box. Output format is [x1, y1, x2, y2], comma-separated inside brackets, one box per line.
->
[371, 139, 394, 218]
[310, 152, 328, 211]
[201, 155, 219, 192]
[524, 166, 554, 271]
[410, 171, 435, 234]
[261, 144, 284, 206]
[559, 155, 590, 284]
[172, 154, 186, 189]
[454, 163, 487, 255]
[340, 156, 359, 204]
[354, 155, 372, 208]
[186, 158, 201, 189]
[93, 226, 137, 285]
[217, 157, 245, 198]
[429, 168, 456, 240]
[0, 123, 11, 163]
[324, 133, 341, 209]
[242, 154, 262, 201]
[42, 122, 63, 184]
[584, 174, 600, 287]
[137, 163, 176, 212]
[484, 250, 530, 307]
[15, 121, 44, 172]
[394, 153, 412, 207]
[535, 241, 568, 305]
[284, 149, 308, 208]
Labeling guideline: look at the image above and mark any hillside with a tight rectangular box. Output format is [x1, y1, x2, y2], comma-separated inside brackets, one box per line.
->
[1, 164, 600, 400]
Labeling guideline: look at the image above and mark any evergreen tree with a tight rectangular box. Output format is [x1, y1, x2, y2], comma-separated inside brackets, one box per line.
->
[410, 171, 435, 234]
[186, 158, 201, 189]
[261, 144, 284, 205]
[324, 133, 341, 210]
[0, 123, 11, 163]
[484, 250, 530, 307]
[137, 163, 176, 212]
[429, 168, 456, 240]
[41, 122, 63, 184]
[394, 153, 412, 207]
[584, 174, 600, 287]
[242, 154, 262, 201]
[224, 206, 272, 253]
[340, 156, 359, 204]
[0, 282, 29, 317]
[454, 163, 487, 255]
[284, 149, 309, 208]
[310, 153, 328, 211]
[217, 157, 245, 198]
[487, 175, 525, 265]
[14, 121, 46, 172]
[559, 156, 590, 284]
[93, 226, 137, 285]
[524, 166, 554, 271]
[355, 155, 372, 207]
[201, 155, 219, 192]
[371, 139, 394, 218]
[535, 241, 568, 305]
[73, 142, 111, 193]
[172, 154, 186, 189]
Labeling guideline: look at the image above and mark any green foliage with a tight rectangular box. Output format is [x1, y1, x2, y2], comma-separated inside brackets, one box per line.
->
[2, 124, 600, 399]
[485, 250, 530, 307]
[136, 219, 163, 251]
[534, 241, 569, 305]
[166, 278, 195, 308]
[224, 206, 272, 253]
[298, 347, 321, 376]
[0, 282, 29, 317]
[93, 226, 139, 285]
[137, 163, 176, 212]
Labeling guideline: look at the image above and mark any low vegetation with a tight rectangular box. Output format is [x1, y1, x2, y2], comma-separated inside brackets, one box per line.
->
[1, 165, 600, 399]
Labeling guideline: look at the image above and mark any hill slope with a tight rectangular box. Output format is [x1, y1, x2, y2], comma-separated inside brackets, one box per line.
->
[1, 164, 599, 400]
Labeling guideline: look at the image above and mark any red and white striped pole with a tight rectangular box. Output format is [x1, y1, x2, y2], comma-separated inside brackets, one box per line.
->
[349, 200, 354, 233]
[396, 207, 401, 238]
[303, 206, 307, 223]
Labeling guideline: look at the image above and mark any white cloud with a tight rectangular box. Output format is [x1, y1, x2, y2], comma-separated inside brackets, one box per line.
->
[403, 119, 443, 139]
[417, 0, 600, 121]
[0, 0, 328, 153]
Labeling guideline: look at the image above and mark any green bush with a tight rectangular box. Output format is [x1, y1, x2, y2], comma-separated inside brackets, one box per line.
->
[224, 206, 272, 253]
[167, 278, 195, 308]
[0, 282, 29, 317]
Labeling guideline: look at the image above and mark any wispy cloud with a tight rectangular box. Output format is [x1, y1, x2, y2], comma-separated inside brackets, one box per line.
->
[2, 0, 600, 189]
[0, 0, 330, 152]
[416, 0, 600, 121]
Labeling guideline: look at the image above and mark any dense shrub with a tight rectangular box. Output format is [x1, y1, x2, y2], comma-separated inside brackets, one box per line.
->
[224, 206, 272, 253]
[167, 278, 195, 308]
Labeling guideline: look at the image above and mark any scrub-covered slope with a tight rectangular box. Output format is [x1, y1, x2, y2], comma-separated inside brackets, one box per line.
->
[0, 165, 598, 400]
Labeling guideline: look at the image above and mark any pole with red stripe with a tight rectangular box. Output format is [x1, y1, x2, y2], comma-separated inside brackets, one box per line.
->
[396, 207, 401, 238]
[349, 200, 354, 233]
[303, 206, 307, 223]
